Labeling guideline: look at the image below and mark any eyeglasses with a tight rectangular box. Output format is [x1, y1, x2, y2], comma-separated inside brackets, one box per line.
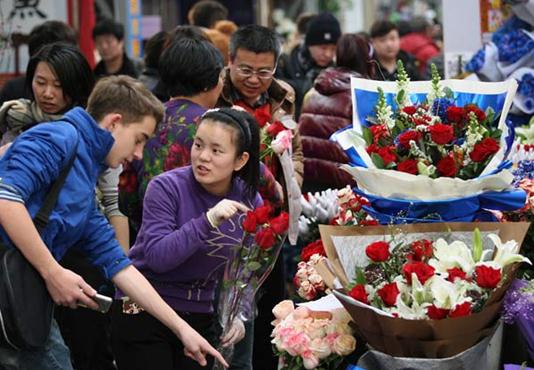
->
[235, 65, 276, 80]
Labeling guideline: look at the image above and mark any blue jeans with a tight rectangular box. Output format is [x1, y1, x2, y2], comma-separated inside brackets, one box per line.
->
[0, 320, 73, 370]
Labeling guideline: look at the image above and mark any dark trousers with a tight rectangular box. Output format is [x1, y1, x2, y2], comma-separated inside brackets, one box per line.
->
[253, 255, 286, 370]
[111, 302, 219, 370]
[56, 249, 116, 370]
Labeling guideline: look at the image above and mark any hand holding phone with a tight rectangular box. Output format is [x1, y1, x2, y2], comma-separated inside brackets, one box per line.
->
[77, 293, 112, 313]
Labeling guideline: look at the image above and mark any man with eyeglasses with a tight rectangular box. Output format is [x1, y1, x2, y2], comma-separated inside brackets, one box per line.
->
[217, 24, 303, 370]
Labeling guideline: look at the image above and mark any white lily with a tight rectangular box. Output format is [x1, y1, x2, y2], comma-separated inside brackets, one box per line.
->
[487, 234, 532, 267]
[429, 239, 476, 273]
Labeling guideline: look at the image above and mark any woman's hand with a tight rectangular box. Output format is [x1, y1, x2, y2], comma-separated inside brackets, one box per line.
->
[206, 199, 250, 228]
[220, 319, 246, 348]
[179, 323, 229, 367]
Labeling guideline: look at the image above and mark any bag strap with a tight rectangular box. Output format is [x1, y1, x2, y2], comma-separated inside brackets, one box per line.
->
[33, 124, 79, 232]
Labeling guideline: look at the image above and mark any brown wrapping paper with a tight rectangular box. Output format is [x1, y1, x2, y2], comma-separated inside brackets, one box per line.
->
[318, 222, 531, 358]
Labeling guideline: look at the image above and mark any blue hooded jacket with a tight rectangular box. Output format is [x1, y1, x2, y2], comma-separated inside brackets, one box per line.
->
[0, 107, 130, 279]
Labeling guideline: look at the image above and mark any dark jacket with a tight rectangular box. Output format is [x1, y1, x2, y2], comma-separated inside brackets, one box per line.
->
[94, 53, 143, 79]
[0, 76, 29, 106]
[373, 50, 420, 81]
[276, 44, 331, 120]
[299, 67, 356, 193]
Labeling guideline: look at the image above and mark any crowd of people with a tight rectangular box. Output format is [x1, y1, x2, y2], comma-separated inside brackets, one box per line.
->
[0, 1, 444, 370]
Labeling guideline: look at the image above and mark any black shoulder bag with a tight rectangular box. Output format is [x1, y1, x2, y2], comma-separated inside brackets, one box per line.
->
[0, 141, 78, 350]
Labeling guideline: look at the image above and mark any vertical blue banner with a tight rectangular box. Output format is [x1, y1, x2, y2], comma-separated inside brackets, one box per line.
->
[125, 0, 143, 58]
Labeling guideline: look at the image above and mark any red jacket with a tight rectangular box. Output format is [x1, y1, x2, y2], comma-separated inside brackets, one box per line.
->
[400, 33, 440, 75]
[298, 67, 357, 192]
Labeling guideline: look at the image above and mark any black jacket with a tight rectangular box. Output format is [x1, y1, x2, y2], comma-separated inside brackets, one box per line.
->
[372, 50, 420, 81]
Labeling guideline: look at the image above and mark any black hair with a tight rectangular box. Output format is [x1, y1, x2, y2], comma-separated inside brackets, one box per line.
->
[159, 37, 223, 97]
[26, 42, 95, 110]
[200, 108, 260, 198]
[370, 20, 398, 39]
[410, 17, 431, 34]
[144, 31, 169, 69]
[189, 0, 228, 28]
[170, 25, 210, 43]
[336, 34, 374, 78]
[28, 21, 77, 57]
[229, 25, 281, 61]
[92, 18, 125, 41]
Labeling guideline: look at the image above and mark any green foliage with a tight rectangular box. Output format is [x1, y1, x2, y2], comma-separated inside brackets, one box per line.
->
[371, 153, 385, 169]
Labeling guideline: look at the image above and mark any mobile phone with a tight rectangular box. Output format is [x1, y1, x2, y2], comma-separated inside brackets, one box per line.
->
[78, 293, 113, 313]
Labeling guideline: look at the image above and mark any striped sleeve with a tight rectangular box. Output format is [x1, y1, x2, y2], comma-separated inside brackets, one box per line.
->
[0, 181, 23, 203]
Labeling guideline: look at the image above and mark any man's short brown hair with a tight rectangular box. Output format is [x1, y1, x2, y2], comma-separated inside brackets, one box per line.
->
[87, 75, 164, 126]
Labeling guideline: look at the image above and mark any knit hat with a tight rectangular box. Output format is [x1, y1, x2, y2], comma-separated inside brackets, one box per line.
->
[305, 13, 341, 46]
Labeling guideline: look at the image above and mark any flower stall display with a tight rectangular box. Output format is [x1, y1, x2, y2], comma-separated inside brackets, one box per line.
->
[317, 222, 530, 369]
[214, 203, 289, 369]
[503, 279, 534, 362]
[331, 62, 525, 223]
[294, 253, 331, 301]
[271, 300, 357, 370]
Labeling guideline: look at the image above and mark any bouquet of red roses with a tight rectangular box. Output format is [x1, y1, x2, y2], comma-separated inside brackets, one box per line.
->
[214, 203, 289, 369]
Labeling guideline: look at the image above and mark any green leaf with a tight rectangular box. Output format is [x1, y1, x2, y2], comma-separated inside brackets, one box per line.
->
[472, 228, 483, 262]
[371, 153, 385, 169]
[362, 126, 374, 145]
[485, 107, 495, 125]
[396, 89, 405, 106]
[355, 267, 366, 285]
[443, 87, 454, 98]
[247, 261, 262, 271]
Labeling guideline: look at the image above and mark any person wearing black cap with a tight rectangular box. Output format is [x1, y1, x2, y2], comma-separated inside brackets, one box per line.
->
[276, 12, 341, 119]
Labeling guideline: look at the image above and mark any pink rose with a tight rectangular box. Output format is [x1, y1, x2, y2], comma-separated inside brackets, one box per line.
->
[284, 332, 310, 356]
[272, 300, 295, 321]
[293, 306, 311, 320]
[271, 129, 293, 154]
[302, 350, 320, 369]
[297, 280, 318, 300]
[309, 338, 332, 359]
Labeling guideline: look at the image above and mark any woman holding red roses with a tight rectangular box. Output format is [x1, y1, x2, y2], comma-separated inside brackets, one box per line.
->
[113, 108, 262, 370]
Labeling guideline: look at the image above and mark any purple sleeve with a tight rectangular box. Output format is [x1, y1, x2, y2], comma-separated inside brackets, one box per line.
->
[138, 176, 212, 273]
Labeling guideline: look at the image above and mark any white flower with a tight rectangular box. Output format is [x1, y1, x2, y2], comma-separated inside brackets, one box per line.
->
[429, 275, 462, 309]
[429, 239, 476, 273]
[487, 234, 532, 267]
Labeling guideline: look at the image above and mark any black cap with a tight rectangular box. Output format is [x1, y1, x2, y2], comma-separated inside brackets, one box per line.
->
[305, 13, 341, 47]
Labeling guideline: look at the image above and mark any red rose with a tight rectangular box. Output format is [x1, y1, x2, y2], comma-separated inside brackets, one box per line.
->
[397, 159, 419, 175]
[403, 262, 435, 285]
[242, 211, 257, 233]
[365, 241, 390, 262]
[402, 106, 417, 115]
[410, 239, 433, 261]
[254, 227, 276, 250]
[377, 282, 400, 307]
[377, 146, 397, 165]
[464, 104, 486, 122]
[348, 284, 369, 305]
[398, 130, 422, 149]
[469, 138, 499, 163]
[301, 240, 326, 262]
[447, 267, 467, 282]
[369, 124, 389, 142]
[446, 106, 464, 123]
[427, 305, 450, 320]
[428, 124, 454, 145]
[437, 156, 457, 177]
[449, 302, 472, 318]
[270, 212, 289, 234]
[254, 204, 272, 224]
[266, 121, 285, 137]
[366, 143, 380, 154]
[474, 265, 501, 289]
[254, 105, 271, 128]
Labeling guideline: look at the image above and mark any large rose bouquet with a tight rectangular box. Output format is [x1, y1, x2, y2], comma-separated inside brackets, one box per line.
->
[214, 203, 289, 369]
[271, 300, 356, 370]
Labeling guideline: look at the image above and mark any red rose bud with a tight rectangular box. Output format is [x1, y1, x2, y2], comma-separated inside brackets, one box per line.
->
[366, 143, 380, 154]
[447, 267, 467, 282]
[266, 121, 286, 137]
[378, 146, 397, 165]
[475, 265, 501, 289]
[402, 106, 417, 115]
[300, 240, 326, 262]
[446, 106, 464, 123]
[254, 204, 272, 224]
[370, 124, 389, 142]
[349, 284, 369, 305]
[377, 282, 400, 307]
[397, 159, 419, 175]
[242, 211, 257, 233]
[411, 239, 433, 261]
[428, 124, 454, 145]
[403, 262, 435, 285]
[365, 241, 390, 262]
[463, 104, 486, 122]
[254, 106, 271, 128]
[254, 227, 276, 250]
[270, 212, 289, 234]
[449, 302, 472, 318]
[437, 156, 457, 177]
[427, 304, 450, 320]
[469, 138, 499, 163]
[398, 130, 422, 149]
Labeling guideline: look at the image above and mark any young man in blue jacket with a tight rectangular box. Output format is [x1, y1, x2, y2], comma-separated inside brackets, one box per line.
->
[0, 75, 227, 370]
